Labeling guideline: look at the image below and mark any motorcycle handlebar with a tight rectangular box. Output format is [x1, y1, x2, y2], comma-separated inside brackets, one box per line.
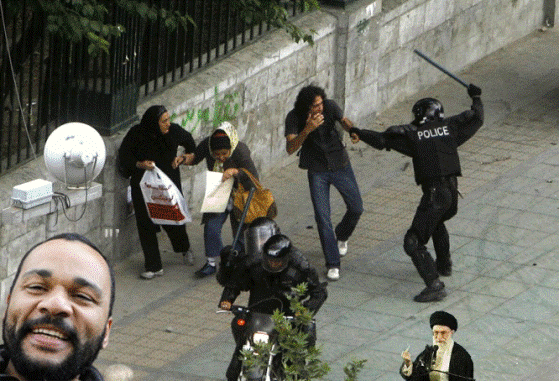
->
[215, 304, 249, 315]
[215, 305, 296, 321]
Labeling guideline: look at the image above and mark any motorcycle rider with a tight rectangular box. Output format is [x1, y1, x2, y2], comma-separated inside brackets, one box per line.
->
[219, 225, 328, 381]
[349, 84, 483, 302]
[216, 216, 281, 288]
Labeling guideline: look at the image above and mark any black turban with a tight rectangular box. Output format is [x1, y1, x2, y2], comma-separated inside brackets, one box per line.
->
[430, 311, 458, 331]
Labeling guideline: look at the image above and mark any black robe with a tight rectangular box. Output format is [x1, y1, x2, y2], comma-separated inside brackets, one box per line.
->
[400, 342, 474, 381]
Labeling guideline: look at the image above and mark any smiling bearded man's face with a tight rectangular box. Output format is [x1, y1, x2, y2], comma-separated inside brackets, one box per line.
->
[2, 239, 112, 381]
[3, 315, 107, 380]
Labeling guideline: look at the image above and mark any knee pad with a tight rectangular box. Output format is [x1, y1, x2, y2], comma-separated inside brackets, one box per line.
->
[403, 231, 420, 257]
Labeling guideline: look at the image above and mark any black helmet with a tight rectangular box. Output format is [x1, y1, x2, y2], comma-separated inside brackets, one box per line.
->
[262, 234, 291, 273]
[412, 98, 444, 124]
[244, 217, 280, 262]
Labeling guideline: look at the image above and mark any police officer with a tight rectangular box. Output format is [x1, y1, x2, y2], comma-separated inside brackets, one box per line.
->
[350, 84, 483, 302]
[216, 216, 281, 288]
[219, 232, 327, 381]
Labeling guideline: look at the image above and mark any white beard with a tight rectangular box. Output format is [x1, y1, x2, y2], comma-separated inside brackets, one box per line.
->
[433, 338, 452, 353]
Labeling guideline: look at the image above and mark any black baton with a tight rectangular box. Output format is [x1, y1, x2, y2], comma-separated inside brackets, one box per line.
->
[413, 49, 469, 88]
[230, 187, 256, 255]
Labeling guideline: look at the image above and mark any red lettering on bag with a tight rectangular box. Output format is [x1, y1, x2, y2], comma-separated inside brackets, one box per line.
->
[143, 183, 172, 190]
[146, 203, 186, 221]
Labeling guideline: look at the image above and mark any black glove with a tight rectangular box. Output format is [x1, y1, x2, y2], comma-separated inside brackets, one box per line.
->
[467, 84, 482, 98]
[220, 245, 234, 263]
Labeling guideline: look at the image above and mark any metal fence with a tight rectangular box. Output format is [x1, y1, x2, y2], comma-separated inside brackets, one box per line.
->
[0, 0, 308, 175]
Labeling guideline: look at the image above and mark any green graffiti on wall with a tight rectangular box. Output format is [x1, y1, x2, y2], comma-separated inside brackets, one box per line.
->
[171, 87, 241, 134]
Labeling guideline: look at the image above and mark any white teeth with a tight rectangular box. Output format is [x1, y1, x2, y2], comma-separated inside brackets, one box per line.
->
[33, 328, 67, 340]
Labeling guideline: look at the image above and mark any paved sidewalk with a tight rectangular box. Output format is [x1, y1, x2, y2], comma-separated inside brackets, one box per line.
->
[96, 27, 559, 380]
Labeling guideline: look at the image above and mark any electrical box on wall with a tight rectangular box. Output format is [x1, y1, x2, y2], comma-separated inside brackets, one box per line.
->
[11, 179, 53, 209]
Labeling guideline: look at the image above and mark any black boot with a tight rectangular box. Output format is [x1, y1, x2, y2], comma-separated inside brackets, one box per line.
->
[413, 279, 447, 302]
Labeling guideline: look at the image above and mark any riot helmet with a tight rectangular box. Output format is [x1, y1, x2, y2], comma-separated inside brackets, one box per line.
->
[244, 217, 280, 262]
[262, 234, 291, 273]
[412, 98, 444, 124]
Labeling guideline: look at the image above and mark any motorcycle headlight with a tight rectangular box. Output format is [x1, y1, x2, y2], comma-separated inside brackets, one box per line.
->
[252, 331, 269, 344]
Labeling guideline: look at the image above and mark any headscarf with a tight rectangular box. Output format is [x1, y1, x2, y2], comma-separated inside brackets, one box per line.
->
[210, 131, 232, 151]
[140, 105, 168, 136]
[209, 121, 239, 172]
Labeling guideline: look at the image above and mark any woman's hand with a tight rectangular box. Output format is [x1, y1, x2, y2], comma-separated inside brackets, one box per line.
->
[172, 153, 195, 169]
[222, 168, 239, 181]
[136, 160, 155, 170]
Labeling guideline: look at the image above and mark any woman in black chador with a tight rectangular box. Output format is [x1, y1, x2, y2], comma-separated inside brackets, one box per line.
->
[118, 105, 196, 279]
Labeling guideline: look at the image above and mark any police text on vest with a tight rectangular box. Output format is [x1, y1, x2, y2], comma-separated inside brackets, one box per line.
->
[417, 126, 449, 140]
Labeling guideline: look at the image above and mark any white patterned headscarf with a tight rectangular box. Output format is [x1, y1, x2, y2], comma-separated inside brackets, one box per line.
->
[209, 121, 239, 172]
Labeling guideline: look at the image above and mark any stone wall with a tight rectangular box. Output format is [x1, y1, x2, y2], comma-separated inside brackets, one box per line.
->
[344, 0, 548, 121]
[0, 0, 548, 299]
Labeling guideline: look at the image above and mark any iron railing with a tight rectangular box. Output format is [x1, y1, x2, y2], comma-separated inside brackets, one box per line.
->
[0, 0, 308, 174]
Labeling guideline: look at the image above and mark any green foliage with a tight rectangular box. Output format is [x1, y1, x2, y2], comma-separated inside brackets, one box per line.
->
[240, 283, 366, 380]
[344, 359, 368, 381]
[5, 0, 193, 56]
[5, 0, 320, 57]
[232, 0, 320, 45]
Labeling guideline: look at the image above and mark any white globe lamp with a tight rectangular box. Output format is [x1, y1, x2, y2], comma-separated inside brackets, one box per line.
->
[44, 122, 106, 188]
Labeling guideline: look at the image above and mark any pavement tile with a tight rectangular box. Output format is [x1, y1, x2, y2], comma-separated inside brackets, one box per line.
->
[455, 239, 524, 261]
[359, 295, 425, 317]
[338, 309, 416, 332]
[460, 333, 513, 354]
[445, 293, 508, 313]
[437, 270, 479, 289]
[504, 265, 559, 288]
[530, 251, 559, 270]
[464, 276, 529, 298]
[319, 322, 380, 348]
[482, 224, 549, 247]
[474, 353, 530, 377]
[492, 291, 559, 325]
[503, 332, 559, 361]
[452, 253, 503, 275]
[317, 340, 358, 362]
[325, 287, 378, 308]
[337, 347, 404, 373]
[532, 233, 559, 251]
[507, 247, 549, 265]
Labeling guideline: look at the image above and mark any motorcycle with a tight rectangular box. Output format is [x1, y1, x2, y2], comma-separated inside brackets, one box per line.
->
[218, 304, 316, 381]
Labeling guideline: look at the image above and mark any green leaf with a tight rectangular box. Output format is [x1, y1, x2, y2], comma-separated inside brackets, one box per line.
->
[90, 20, 101, 33]
[136, 3, 149, 17]
[82, 4, 94, 17]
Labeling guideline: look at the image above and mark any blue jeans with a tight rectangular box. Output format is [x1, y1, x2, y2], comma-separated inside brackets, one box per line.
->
[308, 164, 363, 268]
[204, 210, 243, 259]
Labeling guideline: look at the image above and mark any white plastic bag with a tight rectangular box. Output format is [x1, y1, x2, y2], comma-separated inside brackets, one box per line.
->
[140, 166, 191, 225]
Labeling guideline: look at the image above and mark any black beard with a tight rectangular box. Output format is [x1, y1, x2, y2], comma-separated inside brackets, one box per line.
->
[2, 315, 106, 381]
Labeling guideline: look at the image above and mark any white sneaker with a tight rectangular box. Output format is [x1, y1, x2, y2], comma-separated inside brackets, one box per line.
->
[327, 268, 340, 281]
[140, 269, 164, 279]
[338, 240, 348, 256]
